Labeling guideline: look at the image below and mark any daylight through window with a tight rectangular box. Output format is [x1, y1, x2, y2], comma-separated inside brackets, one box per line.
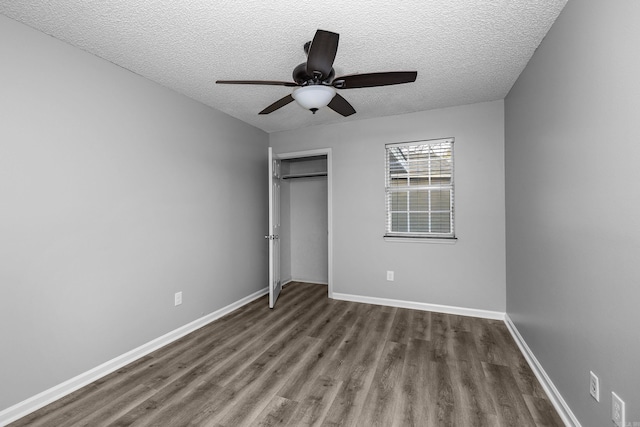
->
[385, 138, 455, 238]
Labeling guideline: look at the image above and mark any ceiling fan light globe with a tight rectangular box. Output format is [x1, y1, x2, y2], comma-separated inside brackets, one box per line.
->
[292, 85, 336, 111]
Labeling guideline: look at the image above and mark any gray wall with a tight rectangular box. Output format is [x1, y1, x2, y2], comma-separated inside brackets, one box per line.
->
[0, 15, 268, 411]
[270, 100, 506, 312]
[290, 176, 328, 284]
[505, 1, 640, 425]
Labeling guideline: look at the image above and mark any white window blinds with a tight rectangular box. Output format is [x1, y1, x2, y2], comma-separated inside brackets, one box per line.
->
[385, 138, 455, 238]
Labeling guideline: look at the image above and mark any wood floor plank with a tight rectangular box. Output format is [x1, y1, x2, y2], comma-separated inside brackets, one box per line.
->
[523, 394, 566, 427]
[387, 307, 412, 344]
[449, 329, 477, 362]
[483, 362, 538, 427]
[316, 303, 372, 380]
[409, 309, 431, 341]
[215, 297, 331, 392]
[430, 312, 456, 363]
[432, 360, 456, 425]
[251, 395, 299, 427]
[197, 287, 330, 391]
[305, 299, 347, 338]
[214, 336, 320, 426]
[396, 338, 435, 427]
[276, 302, 360, 400]
[285, 375, 341, 427]
[181, 387, 237, 426]
[356, 341, 406, 426]
[472, 319, 514, 366]
[511, 357, 549, 399]
[327, 305, 395, 382]
[131, 380, 225, 427]
[448, 313, 473, 333]
[74, 384, 156, 427]
[448, 359, 497, 425]
[322, 307, 394, 426]
[492, 321, 530, 368]
[9, 283, 563, 427]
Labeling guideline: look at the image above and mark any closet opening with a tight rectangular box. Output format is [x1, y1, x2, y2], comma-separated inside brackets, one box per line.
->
[277, 149, 332, 298]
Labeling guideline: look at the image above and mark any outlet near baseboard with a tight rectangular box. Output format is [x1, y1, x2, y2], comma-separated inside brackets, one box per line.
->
[589, 371, 599, 402]
[612, 391, 625, 427]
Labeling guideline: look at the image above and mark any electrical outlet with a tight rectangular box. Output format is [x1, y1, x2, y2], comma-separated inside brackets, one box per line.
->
[589, 371, 599, 401]
[174, 291, 182, 306]
[612, 391, 625, 427]
[386, 271, 394, 281]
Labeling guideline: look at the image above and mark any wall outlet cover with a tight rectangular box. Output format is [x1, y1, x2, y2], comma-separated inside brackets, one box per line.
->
[589, 371, 599, 402]
[612, 391, 625, 427]
[174, 291, 183, 306]
[386, 271, 394, 281]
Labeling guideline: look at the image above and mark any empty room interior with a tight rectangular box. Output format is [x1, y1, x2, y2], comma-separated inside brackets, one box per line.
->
[1, 1, 639, 426]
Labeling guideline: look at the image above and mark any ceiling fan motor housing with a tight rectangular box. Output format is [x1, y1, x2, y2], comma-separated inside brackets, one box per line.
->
[293, 62, 335, 85]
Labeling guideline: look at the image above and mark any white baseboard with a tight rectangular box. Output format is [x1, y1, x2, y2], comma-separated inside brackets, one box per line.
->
[290, 278, 328, 286]
[504, 314, 580, 427]
[281, 277, 293, 287]
[0, 287, 268, 427]
[331, 292, 505, 320]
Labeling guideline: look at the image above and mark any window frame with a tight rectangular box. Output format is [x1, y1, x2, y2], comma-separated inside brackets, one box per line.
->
[384, 138, 456, 240]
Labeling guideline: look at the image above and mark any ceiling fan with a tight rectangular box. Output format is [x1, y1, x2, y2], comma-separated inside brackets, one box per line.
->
[216, 30, 418, 117]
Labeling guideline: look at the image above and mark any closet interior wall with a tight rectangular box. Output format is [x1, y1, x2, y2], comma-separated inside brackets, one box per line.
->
[280, 156, 328, 286]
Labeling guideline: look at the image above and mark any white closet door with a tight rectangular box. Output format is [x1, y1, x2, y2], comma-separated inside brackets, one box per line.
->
[267, 147, 282, 308]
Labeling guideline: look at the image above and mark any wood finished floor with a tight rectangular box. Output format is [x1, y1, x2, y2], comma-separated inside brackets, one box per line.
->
[10, 282, 564, 427]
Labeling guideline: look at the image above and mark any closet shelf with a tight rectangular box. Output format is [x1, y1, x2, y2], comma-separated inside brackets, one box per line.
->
[281, 172, 327, 180]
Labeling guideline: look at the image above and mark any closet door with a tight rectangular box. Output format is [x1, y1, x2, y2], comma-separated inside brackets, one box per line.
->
[267, 147, 282, 308]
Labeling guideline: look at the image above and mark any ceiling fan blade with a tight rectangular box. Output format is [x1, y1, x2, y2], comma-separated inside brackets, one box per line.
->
[259, 94, 295, 115]
[332, 71, 417, 89]
[306, 30, 339, 80]
[216, 80, 299, 87]
[327, 93, 356, 117]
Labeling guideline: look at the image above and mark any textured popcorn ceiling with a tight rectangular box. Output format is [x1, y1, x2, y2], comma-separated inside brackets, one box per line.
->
[0, 0, 567, 133]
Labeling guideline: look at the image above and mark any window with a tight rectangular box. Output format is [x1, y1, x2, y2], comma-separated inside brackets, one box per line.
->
[385, 138, 455, 239]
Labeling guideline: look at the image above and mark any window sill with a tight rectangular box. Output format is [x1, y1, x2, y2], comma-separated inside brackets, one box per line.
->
[383, 236, 458, 244]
